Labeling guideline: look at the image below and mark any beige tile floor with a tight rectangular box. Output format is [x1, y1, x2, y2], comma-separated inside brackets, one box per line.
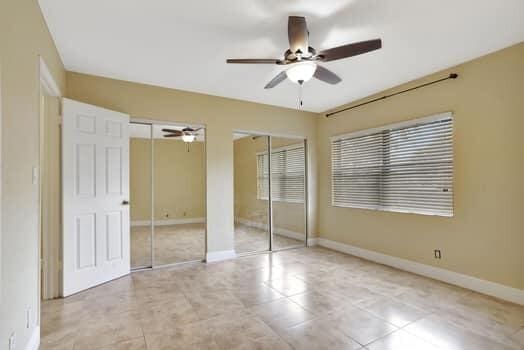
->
[41, 247, 524, 350]
[131, 223, 304, 268]
[234, 224, 305, 254]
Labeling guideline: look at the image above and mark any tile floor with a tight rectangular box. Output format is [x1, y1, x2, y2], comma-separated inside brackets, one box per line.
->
[131, 223, 304, 268]
[42, 247, 524, 350]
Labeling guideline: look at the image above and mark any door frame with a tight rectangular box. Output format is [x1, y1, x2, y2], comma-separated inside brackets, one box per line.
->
[130, 118, 207, 270]
[38, 57, 62, 315]
[232, 129, 310, 255]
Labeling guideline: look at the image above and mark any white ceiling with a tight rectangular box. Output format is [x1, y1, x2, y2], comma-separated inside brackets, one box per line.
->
[39, 0, 524, 112]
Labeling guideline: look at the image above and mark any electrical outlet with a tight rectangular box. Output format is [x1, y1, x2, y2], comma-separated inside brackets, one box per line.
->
[9, 332, 15, 350]
[434, 249, 442, 259]
[183, 211, 187, 217]
[165, 213, 169, 218]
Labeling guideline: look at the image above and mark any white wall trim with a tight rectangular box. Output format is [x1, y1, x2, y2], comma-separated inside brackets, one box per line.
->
[277, 227, 304, 241]
[235, 217, 266, 230]
[235, 217, 305, 241]
[39, 57, 61, 97]
[206, 250, 237, 263]
[131, 217, 205, 227]
[25, 326, 40, 350]
[316, 238, 524, 306]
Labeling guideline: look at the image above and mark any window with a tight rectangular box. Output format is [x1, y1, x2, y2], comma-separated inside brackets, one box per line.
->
[331, 113, 453, 216]
[257, 144, 305, 203]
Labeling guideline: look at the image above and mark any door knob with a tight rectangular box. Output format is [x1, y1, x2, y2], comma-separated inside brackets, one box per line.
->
[122, 200, 129, 205]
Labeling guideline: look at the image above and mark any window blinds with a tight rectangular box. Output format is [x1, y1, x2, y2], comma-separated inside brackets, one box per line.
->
[257, 152, 269, 200]
[257, 144, 305, 203]
[331, 113, 453, 217]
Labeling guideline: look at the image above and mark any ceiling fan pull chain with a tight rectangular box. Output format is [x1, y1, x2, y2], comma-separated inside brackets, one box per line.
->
[298, 83, 304, 109]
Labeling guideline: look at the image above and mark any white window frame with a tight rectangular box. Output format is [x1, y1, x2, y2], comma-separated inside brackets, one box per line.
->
[330, 112, 454, 217]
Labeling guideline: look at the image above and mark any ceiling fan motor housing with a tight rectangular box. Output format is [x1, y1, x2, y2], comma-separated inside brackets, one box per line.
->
[226, 16, 382, 89]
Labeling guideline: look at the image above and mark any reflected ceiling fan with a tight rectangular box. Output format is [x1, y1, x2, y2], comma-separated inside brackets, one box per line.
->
[162, 127, 202, 143]
[227, 16, 382, 89]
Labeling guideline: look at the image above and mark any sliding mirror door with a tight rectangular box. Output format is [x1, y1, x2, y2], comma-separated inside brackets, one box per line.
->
[130, 123, 153, 269]
[153, 124, 206, 265]
[270, 137, 307, 250]
[233, 133, 270, 254]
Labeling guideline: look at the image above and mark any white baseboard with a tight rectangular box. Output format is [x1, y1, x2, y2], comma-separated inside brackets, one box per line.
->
[131, 217, 205, 227]
[316, 238, 524, 306]
[235, 217, 267, 231]
[235, 218, 305, 241]
[206, 250, 237, 263]
[25, 326, 40, 350]
[275, 227, 304, 241]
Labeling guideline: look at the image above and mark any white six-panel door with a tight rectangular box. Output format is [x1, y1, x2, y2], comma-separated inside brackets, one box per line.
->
[62, 98, 130, 296]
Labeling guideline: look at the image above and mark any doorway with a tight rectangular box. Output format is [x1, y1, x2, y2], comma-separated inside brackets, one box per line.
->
[130, 121, 206, 269]
[39, 58, 62, 301]
[233, 132, 307, 254]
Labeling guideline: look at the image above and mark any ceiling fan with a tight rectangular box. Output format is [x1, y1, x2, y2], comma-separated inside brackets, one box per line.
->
[162, 127, 202, 143]
[227, 16, 382, 89]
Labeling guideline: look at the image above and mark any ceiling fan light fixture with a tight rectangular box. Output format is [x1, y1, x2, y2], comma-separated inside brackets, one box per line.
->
[286, 61, 317, 84]
[181, 134, 196, 143]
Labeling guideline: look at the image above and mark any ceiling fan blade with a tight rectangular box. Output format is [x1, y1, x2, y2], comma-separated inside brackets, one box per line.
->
[163, 134, 181, 138]
[162, 129, 183, 136]
[264, 71, 287, 89]
[227, 59, 281, 64]
[162, 128, 181, 133]
[288, 16, 309, 54]
[314, 66, 342, 85]
[319, 39, 382, 62]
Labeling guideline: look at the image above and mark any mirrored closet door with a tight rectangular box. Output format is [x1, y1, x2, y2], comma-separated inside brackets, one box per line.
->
[270, 137, 307, 250]
[129, 123, 153, 269]
[153, 124, 206, 265]
[233, 132, 307, 255]
[130, 121, 206, 269]
[233, 133, 270, 254]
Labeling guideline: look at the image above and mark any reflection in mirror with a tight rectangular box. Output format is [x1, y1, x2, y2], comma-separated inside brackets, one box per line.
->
[270, 137, 306, 249]
[153, 124, 206, 265]
[233, 133, 270, 254]
[130, 123, 153, 269]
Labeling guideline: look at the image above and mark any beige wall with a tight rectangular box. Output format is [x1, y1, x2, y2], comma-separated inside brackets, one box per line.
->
[1, 7, 521, 350]
[130, 138, 205, 221]
[234, 136, 305, 234]
[66, 72, 317, 254]
[0, 0, 66, 347]
[317, 43, 524, 290]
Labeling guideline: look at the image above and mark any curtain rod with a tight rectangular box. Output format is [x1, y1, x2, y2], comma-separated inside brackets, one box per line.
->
[325, 73, 458, 118]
